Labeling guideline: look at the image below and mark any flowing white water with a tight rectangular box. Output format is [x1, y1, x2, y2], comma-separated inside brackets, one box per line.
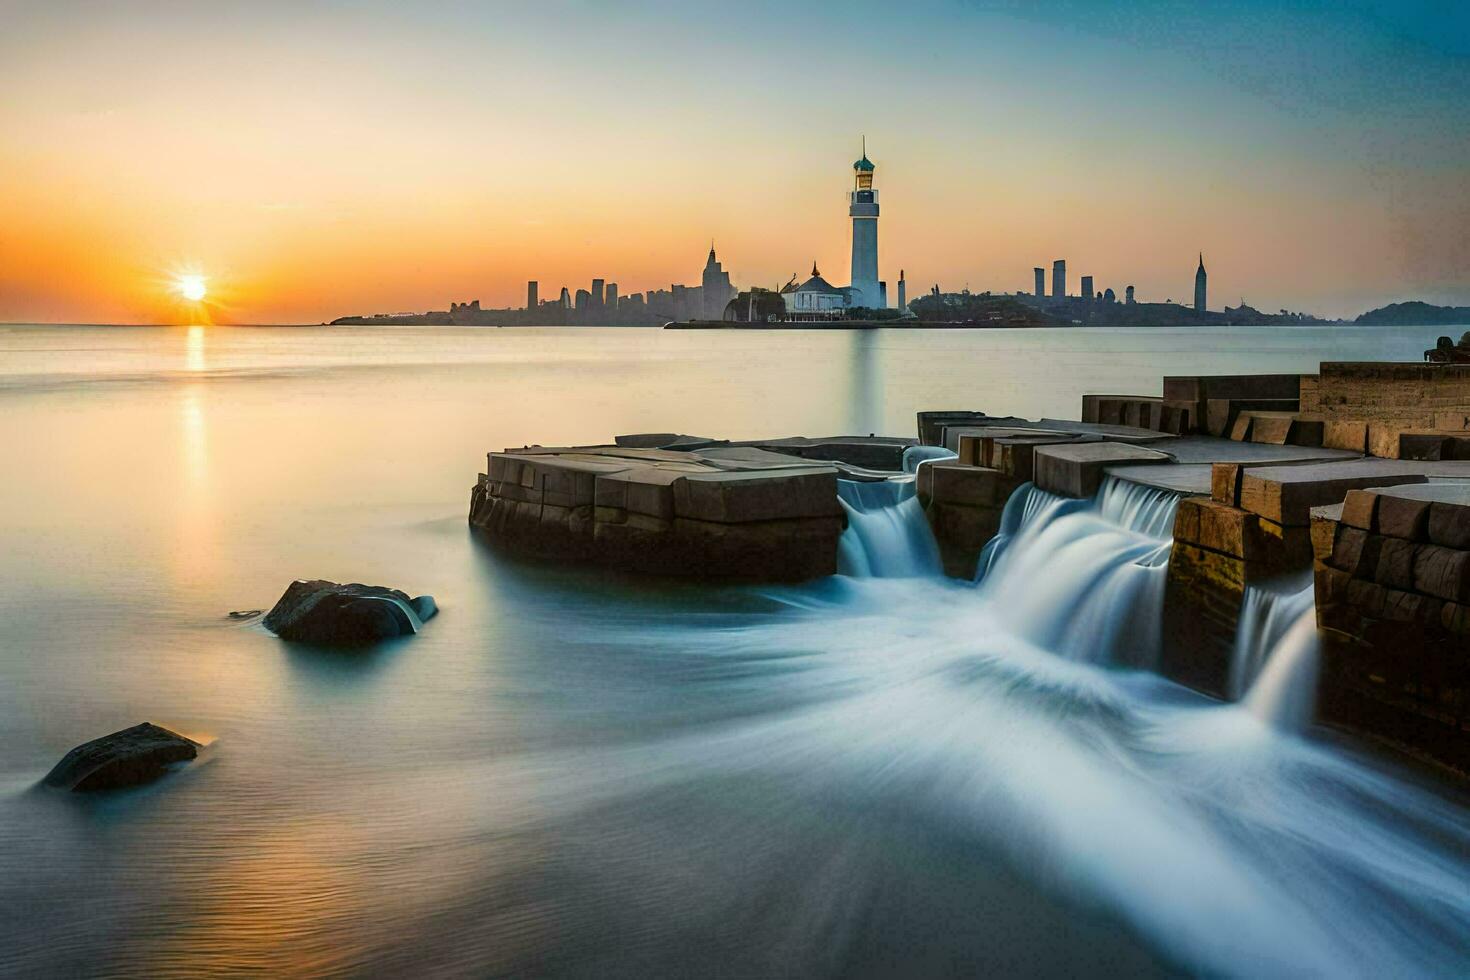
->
[1243, 608, 1322, 731]
[836, 478, 942, 578]
[1230, 574, 1316, 700]
[974, 476, 1180, 667]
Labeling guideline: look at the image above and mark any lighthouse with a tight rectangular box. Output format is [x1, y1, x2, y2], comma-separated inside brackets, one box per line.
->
[849, 140, 881, 309]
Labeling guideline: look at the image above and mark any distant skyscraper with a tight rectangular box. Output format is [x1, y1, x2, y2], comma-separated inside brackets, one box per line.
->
[591, 278, 605, 310]
[1034, 267, 1046, 297]
[1081, 275, 1094, 308]
[605, 282, 618, 311]
[849, 141, 881, 308]
[897, 269, 907, 312]
[1125, 285, 1135, 305]
[1052, 259, 1066, 300]
[1194, 254, 1207, 313]
[559, 286, 572, 309]
[527, 280, 538, 310]
[701, 245, 735, 319]
[575, 288, 590, 312]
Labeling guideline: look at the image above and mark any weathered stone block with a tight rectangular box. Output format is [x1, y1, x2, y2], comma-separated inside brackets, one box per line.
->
[1339, 489, 1379, 530]
[1330, 525, 1382, 579]
[1175, 497, 1310, 568]
[928, 463, 1021, 509]
[1428, 501, 1470, 549]
[1237, 461, 1429, 526]
[1032, 443, 1172, 498]
[1323, 420, 1369, 453]
[1373, 537, 1418, 591]
[1310, 503, 1342, 562]
[1381, 588, 1443, 626]
[1411, 544, 1470, 602]
[1375, 493, 1431, 540]
[672, 469, 841, 524]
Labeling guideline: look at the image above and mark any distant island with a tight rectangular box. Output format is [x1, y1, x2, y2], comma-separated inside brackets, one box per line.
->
[1355, 301, 1470, 326]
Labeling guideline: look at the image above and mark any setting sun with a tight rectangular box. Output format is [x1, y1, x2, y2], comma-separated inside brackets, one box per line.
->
[176, 275, 207, 302]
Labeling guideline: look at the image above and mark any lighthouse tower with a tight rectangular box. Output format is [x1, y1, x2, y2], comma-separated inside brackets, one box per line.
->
[849, 141, 881, 309]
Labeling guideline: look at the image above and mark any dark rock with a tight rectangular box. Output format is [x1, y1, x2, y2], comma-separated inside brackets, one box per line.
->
[43, 722, 198, 792]
[262, 579, 437, 646]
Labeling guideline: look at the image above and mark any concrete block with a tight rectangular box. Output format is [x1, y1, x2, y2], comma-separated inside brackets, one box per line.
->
[1204, 398, 1299, 438]
[1411, 544, 1470, 602]
[1174, 497, 1309, 567]
[1032, 443, 1173, 498]
[1373, 537, 1418, 591]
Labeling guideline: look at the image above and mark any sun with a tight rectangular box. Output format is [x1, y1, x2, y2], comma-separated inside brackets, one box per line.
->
[176, 275, 207, 302]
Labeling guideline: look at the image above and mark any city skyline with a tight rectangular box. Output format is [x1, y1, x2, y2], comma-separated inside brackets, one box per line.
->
[2, 0, 1466, 324]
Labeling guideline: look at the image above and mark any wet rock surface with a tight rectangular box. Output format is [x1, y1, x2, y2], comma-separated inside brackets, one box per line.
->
[262, 580, 437, 646]
[43, 722, 198, 792]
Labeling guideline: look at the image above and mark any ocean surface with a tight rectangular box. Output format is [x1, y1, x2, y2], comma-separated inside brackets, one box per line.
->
[2, 322, 1469, 977]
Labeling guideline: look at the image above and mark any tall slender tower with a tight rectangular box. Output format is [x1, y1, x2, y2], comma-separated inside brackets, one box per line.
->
[1052, 259, 1066, 300]
[897, 269, 907, 312]
[849, 139, 881, 308]
[527, 281, 538, 310]
[1194, 254, 1207, 313]
[1034, 267, 1046, 298]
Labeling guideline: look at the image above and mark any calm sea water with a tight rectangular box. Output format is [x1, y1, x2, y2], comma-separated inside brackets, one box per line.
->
[2, 323, 1468, 977]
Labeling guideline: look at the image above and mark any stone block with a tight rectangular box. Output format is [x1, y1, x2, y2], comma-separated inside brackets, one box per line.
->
[928, 463, 1021, 509]
[1323, 420, 1369, 454]
[1310, 503, 1342, 562]
[1315, 561, 1351, 606]
[1339, 489, 1379, 530]
[1440, 602, 1470, 634]
[594, 467, 683, 520]
[1236, 461, 1430, 526]
[1381, 588, 1443, 627]
[1411, 544, 1470, 602]
[1330, 526, 1382, 579]
[1229, 414, 1253, 442]
[1373, 537, 1418, 591]
[1032, 443, 1172, 498]
[1172, 496, 1203, 543]
[673, 468, 841, 524]
[1375, 493, 1431, 540]
[1204, 398, 1299, 438]
[1429, 501, 1470, 550]
[1174, 497, 1310, 568]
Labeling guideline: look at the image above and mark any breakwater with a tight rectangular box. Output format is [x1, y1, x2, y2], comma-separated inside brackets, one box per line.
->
[472, 360, 1470, 775]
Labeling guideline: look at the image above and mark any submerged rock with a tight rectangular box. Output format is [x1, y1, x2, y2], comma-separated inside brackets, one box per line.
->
[43, 722, 199, 792]
[261, 579, 437, 646]
[228, 609, 262, 620]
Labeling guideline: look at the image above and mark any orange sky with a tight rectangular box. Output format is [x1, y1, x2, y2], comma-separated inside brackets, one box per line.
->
[2, 1, 1465, 323]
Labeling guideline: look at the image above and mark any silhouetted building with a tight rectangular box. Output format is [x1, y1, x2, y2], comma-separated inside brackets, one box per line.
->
[849, 142, 881, 308]
[701, 246, 736, 319]
[605, 282, 618, 310]
[1125, 285, 1135, 305]
[575, 289, 590, 312]
[1194, 254, 1207, 313]
[527, 281, 538, 311]
[898, 269, 907, 311]
[1103, 287, 1116, 303]
[559, 286, 572, 309]
[1034, 267, 1046, 297]
[1081, 275, 1093, 310]
[1052, 259, 1066, 300]
[591, 279, 604, 311]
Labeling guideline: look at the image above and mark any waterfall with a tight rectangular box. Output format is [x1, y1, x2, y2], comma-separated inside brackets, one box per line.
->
[902, 444, 957, 474]
[1243, 607, 1321, 731]
[975, 476, 1180, 667]
[1229, 574, 1316, 700]
[836, 478, 942, 578]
